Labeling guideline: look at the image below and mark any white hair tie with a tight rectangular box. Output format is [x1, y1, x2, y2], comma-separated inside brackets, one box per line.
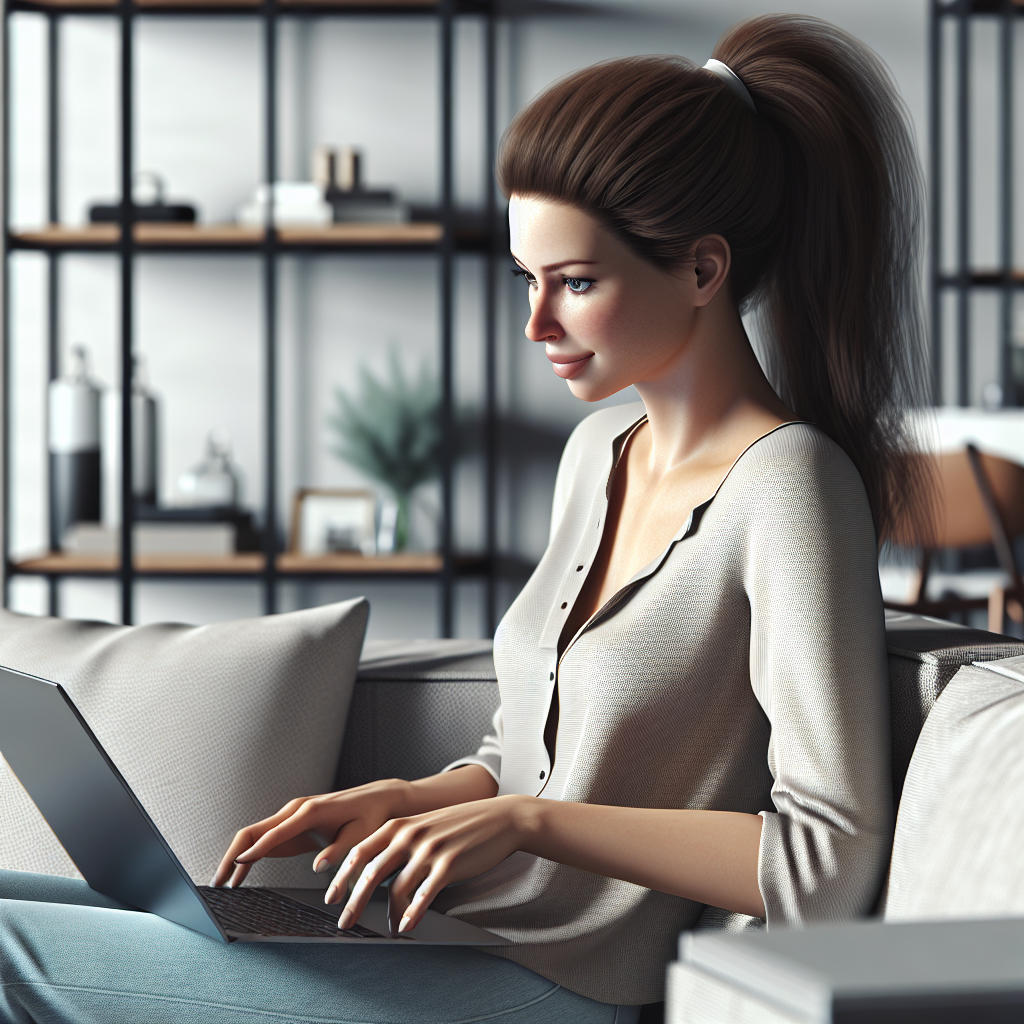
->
[703, 58, 756, 114]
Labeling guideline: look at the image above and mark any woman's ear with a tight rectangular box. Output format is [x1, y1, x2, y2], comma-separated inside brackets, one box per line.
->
[691, 235, 732, 306]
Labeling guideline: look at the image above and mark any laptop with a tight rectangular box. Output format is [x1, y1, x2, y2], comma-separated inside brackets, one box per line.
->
[0, 664, 511, 946]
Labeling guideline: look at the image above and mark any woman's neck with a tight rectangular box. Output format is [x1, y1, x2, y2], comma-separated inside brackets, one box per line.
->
[632, 298, 792, 482]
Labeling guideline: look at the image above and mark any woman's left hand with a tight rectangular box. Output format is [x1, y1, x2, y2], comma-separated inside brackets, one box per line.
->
[327, 794, 530, 934]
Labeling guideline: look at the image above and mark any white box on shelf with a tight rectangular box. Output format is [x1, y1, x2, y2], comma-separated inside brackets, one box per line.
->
[63, 523, 236, 556]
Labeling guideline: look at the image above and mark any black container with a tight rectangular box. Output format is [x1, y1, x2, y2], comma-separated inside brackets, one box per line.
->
[48, 346, 102, 550]
[49, 452, 101, 548]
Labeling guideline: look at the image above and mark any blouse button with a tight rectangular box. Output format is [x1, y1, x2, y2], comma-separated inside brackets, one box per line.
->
[561, 602, 567, 609]
[576, 565, 583, 572]
[549, 671, 554, 680]
[539, 771, 546, 780]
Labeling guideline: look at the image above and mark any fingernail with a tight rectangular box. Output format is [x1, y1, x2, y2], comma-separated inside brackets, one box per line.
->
[314, 858, 330, 874]
[338, 908, 353, 929]
[324, 885, 337, 904]
[398, 915, 412, 933]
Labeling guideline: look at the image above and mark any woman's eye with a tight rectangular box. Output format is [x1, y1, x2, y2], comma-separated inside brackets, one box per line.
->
[563, 277, 594, 294]
[511, 266, 537, 286]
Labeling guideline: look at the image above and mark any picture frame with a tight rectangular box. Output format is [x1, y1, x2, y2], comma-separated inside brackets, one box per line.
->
[289, 488, 377, 557]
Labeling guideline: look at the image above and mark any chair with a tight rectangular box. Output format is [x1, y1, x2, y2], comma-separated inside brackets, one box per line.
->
[885, 444, 1024, 634]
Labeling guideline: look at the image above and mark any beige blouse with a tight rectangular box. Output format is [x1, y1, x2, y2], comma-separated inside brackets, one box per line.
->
[438, 402, 892, 1006]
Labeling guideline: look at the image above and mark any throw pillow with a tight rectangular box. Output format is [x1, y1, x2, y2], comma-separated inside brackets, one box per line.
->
[885, 655, 1024, 919]
[0, 598, 367, 889]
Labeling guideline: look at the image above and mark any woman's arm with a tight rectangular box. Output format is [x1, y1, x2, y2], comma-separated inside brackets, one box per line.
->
[329, 796, 764, 934]
[521, 800, 765, 918]
[213, 765, 497, 888]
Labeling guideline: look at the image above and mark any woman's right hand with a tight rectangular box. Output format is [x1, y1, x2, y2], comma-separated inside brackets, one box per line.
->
[212, 778, 411, 889]
[212, 766, 498, 889]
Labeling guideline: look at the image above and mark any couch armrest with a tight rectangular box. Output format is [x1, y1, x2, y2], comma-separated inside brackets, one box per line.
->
[335, 640, 499, 790]
[885, 610, 1024, 805]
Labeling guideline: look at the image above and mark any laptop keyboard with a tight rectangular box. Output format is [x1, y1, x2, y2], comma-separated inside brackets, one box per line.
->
[198, 886, 385, 939]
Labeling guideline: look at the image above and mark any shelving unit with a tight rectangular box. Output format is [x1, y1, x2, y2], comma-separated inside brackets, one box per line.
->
[929, 0, 1020, 406]
[8, 223, 448, 247]
[2, 0, 508, 634]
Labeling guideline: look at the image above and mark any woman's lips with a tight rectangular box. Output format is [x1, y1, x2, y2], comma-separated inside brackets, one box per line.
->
[547, 352, 593, 380]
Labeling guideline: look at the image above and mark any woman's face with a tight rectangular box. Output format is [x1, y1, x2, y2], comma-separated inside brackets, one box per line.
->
[510, 195, 699, 403]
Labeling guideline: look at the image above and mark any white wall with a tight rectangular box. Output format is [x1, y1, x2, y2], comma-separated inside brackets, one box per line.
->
[6, 1, 939, 635]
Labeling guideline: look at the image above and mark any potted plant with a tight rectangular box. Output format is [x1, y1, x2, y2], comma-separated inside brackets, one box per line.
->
[327, 350, 441, 552]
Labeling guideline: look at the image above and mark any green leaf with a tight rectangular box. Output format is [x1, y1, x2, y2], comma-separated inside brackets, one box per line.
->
[327, 347, 442, 499]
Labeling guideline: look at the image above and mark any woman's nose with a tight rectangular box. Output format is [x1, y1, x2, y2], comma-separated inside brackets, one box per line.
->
[525, 291, 564, 343]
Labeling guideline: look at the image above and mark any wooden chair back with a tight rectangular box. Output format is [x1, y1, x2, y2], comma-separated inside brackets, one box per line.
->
[897, 448, 1024, 551]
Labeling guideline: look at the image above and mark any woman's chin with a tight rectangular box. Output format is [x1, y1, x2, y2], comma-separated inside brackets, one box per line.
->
[566, 377, 625, 403]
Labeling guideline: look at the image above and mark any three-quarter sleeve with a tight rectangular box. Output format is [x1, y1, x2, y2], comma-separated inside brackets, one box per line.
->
[742, 427, 893, 926]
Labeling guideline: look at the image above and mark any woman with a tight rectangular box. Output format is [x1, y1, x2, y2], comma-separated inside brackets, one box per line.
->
[0, 13, 929, 1024]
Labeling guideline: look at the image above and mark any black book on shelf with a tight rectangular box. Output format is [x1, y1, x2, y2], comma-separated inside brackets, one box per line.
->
[89, 201, 196, 224]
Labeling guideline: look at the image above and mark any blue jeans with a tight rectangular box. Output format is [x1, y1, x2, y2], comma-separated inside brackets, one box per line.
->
[0, 871, 640, 1024]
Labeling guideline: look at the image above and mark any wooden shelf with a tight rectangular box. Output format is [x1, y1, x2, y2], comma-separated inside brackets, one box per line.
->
[10, 222, 444, 251]
[278, 0, 437, 6]
[276, 222, 443, 245]
[135, 0, 260, 6]
[135, 223, 263, 244]
[10, 550, 445, 576]
[16, 0, 440, 9]
[12, 552, 264, 574]
[14, 224, 119, 246]
[278, 551, 443, 573]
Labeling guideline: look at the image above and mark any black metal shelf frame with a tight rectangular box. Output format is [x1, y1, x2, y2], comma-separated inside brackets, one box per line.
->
[930, 0, 1018, 406]
[1, 0, 503, 636]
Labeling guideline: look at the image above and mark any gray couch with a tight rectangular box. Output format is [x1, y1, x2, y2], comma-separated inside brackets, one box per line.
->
[1, 604, 1016, 1019]
[341, 612, 1024, 1019]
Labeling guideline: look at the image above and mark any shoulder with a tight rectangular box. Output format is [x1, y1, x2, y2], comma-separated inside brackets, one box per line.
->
[725, 421, 867, 500]
[718, 422, 876, 542]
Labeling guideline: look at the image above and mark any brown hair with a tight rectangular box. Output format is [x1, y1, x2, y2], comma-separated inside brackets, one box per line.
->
[497, 14, 931, 543]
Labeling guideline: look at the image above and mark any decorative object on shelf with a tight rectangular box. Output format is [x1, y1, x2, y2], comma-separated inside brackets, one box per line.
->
[289, 489, 377, 557]
[49, 345, 102, 551]
[89, 170, 197, 224]
[135, 503, 262, 553]
[63, 522, 235, 557]
[176, 429, 243, 508]
[236, 182, 331, 227]
[101, 355, 161, 523]
[328, 350, 441, 552]
[313, 145, 408, 224]
[376, 496, 400, 555]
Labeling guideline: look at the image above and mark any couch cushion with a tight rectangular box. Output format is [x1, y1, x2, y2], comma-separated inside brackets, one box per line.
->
[885, 655, 1024, 920]
[884, 610, 1024, 804]
[0, 599, 367, 888]
[337, 639, 500, 790]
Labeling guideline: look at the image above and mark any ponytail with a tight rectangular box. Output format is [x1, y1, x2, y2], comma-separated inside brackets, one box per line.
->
[497, 14, 932, 541]
[716, 17, 931, 542]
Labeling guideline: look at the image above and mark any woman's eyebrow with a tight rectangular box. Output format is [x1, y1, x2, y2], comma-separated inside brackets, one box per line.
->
[542, 260, 598, 272]
[509, 254, 599, 272]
